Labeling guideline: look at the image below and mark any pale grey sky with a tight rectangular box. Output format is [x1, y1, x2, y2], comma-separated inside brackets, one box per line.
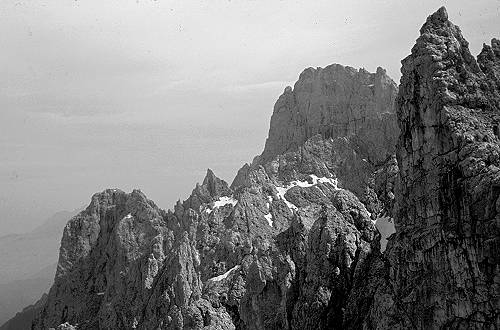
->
[1, 0, 499, 234]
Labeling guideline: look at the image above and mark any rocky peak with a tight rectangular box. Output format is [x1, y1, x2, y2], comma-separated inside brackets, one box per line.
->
[202, 168, 232, 198]
[478, 38, 500, 93]
[420, 6, 449, 30]
[377, 6, 500, 328]
[397, 6, 500, 230]
[260, 63, 398, 163]
[36, 189, 169, 329]
[185, 169, 233, 212]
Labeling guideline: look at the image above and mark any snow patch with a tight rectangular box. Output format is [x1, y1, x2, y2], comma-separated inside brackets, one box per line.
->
[276, 186, 298, 210]
[275, 175, 339, 210]
[213, 196, 238, 208]
[206, 196, 238, 214]
[208, 265, 241, 282]
[310, 175, 339, 189]
[264, 213, 273, 227]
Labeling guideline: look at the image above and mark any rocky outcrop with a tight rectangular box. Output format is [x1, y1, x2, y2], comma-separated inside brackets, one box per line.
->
[229, 61, 400, 224]
[254, 64, 399, 217]
[33, 159, 382, 329]
[353, 7, 500, 329]
[34, 189, 175, 329]
[261, 64, 398, 163]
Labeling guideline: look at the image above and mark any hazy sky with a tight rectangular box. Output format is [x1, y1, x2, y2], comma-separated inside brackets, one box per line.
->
[1, 0, 499, 234]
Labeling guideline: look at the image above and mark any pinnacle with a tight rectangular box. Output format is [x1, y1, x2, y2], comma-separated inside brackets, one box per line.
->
[430, 6, 448, 23]
[420, 6, 450, 34]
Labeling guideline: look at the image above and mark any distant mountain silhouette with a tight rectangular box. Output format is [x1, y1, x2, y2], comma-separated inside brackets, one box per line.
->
[0, 209, 80, 326]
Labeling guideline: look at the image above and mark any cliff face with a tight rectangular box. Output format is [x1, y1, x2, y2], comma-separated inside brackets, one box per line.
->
[394, 8, 500, 328]
[28, 7, 500, 330]
[35, 189, 174, 329]
[354, 7, 500, 329]
[261, 64, 398, 164]
[253, 65, 399, 217]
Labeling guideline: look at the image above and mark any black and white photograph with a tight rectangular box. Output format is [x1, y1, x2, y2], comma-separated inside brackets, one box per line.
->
[1, 1, 499, 329]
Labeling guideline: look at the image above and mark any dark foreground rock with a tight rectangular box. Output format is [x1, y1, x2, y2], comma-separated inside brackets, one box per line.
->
[349, 7, 500, 329]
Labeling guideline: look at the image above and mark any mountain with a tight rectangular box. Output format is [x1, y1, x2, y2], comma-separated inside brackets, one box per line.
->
[0, 209, 80, 327]
[349, 7, 500, 328]
[9, 6, 498, 329]
[30, 64, 397, 329]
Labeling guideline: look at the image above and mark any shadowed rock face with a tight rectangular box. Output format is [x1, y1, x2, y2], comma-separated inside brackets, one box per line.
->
[25, 6, 500, 330]
[346, 7, 500, 329]
[34, 189, 175, 329]
[393, 7, 500, 328]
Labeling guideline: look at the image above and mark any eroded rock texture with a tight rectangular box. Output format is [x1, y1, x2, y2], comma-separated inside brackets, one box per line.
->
[356, 7, 500, 329]
[30, 62, 396, 330]
[28, 7, 500, 330]
[260, 64, 398, 163]
[254, 64, 399, 217]
[32, 170, 380, 329]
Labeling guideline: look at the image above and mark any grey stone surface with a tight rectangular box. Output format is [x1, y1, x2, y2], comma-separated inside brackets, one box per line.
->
[347, 7, 500, 329]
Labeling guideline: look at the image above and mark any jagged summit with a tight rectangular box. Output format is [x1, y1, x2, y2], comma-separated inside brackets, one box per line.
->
[355, 6, 500, 328]
[202, 168, 232, 198]
[260, 63, 398, 163]
[31, 62, 392, 328]
[422, 5, 448, 27]
[478, 38, 500, 94]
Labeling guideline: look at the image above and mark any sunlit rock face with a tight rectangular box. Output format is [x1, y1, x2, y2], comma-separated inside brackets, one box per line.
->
[257, 64, 400, 217]
[31, 171, 380, 329]
[260, 64, 398, 164]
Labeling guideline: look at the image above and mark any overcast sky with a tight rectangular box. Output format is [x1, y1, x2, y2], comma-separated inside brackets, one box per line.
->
[1, 0, 499, 234]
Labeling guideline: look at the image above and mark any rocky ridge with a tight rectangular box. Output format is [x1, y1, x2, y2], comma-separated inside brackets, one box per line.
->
[32, 64, 396, 329]
[26, 6, 500, 330]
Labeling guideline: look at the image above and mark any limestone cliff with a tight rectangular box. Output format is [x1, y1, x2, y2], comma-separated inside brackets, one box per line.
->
[260, 64, 398, 163]
[249, 64, 400, 217]
[347, 7, 500, 329]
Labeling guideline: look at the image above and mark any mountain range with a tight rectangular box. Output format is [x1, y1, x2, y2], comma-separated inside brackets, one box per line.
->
[3, 7, 500, 330]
